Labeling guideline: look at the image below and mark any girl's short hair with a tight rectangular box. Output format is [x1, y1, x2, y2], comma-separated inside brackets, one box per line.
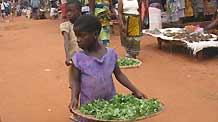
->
[74, 15, 102, 34]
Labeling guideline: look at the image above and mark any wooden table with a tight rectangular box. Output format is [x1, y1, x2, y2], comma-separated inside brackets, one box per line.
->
[157, 37, 211, 59]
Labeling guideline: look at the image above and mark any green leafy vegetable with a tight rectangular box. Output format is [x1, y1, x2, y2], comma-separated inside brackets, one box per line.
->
[79, 94, 163, 120]
[117, 57, 140, 66]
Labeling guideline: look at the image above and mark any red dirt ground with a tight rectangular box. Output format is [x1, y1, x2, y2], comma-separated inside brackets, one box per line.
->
[0, 17, 218, 122]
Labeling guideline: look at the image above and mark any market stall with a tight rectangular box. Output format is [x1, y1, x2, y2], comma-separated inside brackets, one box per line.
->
[143, 27, 218, 59]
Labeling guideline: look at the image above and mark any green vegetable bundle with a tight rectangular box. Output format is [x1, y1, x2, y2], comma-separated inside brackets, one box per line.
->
[117, 57, 140, 67]
[79, 94, 163, 120]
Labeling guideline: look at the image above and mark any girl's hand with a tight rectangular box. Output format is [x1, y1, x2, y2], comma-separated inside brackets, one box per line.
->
[68, 98, 78, 113]
[122, 25, 127, 33]
[120, 24, 127, 33]
[132, 90, 148, 99]
[65, 59, 72, 66]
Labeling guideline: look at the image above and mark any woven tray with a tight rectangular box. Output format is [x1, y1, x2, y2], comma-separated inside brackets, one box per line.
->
[119, 58, 142, 69]
[72, 102, 164, 122]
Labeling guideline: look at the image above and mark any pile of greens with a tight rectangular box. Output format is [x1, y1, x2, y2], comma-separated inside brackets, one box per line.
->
[117, 57, 140, 67]
[79, 94, 163, 120]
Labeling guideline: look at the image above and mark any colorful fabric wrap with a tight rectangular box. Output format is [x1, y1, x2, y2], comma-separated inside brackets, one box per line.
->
[121, 14, 141, 56]
[95, 1, 111, 45]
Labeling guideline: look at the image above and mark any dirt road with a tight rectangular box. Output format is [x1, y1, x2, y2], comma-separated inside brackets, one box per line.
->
[0, 17, 218, 122]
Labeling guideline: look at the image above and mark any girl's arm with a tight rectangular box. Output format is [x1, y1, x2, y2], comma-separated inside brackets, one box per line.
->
[138, 0, 143, 29]
[114, 63, 147, 99]
[89, 0, 95, 15]
[118, 0, 125, 32]
[62, 32, 71, 66]
[138, 0, 142, 15]
[69, 63, 81, 111]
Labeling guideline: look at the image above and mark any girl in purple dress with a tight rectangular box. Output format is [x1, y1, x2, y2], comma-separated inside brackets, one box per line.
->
[69, 15, 147, 122]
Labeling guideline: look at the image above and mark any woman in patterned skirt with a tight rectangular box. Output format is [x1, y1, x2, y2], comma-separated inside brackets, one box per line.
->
[118, 0, 142, 59]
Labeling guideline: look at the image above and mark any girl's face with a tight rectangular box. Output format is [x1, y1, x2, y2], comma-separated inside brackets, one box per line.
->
[74, 29, 96, 50]
[66, 4, 81, 23]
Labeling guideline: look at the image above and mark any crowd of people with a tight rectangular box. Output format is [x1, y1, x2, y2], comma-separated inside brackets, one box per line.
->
[0, 0, 61, 21]
[27, 0, 60, 20]
[0, 0, 12, 21]
[0, 0, 29, 21]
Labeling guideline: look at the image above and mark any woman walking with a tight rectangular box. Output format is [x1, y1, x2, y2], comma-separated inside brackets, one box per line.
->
[118, 0, 142, 58]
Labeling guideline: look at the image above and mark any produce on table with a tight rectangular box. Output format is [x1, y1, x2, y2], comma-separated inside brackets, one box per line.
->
[117, 57, 140, 67]
[79, 94, 163, 120]
[163, 29, 214, 42]
[185, 25, 197, 33]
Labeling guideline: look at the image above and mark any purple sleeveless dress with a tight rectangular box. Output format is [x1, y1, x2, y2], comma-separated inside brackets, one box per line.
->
[72, 48, 117, 122]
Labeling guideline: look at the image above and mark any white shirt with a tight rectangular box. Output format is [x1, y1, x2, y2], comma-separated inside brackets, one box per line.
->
[1, 3, 5, 10]
[4, 2, 9, 8]
[122, 0, 139, 15]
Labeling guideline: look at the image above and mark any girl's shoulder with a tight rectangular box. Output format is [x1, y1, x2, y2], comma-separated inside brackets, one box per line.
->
[73, 50, 85, 58]
[107, 47, 116, 52]
[106, 47, 117, 55]
[105, 48, 118, 61]
[73, 48, 118, 60]
[72, 50, 87, 69]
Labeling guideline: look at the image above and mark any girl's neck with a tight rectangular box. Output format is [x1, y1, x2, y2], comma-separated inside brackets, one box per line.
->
[70, 19, 75, 24]
[85, 42, 107, 59]
[86, 41, 102, 53]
